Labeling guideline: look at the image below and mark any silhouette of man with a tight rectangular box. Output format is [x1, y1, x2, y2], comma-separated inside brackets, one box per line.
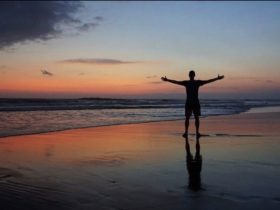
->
[161, 70, 224, 137]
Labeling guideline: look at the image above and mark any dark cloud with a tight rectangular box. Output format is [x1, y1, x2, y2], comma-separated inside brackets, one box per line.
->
[0, 2, 103, 49]
[76, 16, 103, 32]
[60, 58, 139, 65]
[77, 22, 99, 32]
[94, 16, 103, 21]
[41, 70, 53, 76]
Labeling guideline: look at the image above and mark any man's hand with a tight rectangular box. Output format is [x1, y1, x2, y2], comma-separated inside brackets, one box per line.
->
[217, 75, 224, 80]
[161, 76, 168, 81]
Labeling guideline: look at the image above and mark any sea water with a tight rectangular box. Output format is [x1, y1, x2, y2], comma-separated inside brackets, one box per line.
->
[0, 98, 279, 138]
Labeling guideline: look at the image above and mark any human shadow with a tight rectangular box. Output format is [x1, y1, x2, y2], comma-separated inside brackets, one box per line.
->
[185, 135, 203, 191]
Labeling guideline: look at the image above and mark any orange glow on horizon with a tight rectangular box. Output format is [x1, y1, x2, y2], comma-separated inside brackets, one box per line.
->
[1, 61, 279, 98]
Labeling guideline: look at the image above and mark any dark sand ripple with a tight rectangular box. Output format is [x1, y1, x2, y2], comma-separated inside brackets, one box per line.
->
[0, 168, 76, 210]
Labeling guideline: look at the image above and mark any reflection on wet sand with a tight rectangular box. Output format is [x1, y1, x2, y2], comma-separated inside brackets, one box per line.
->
[185, 136, 202, 191]
[0, 123, 184, 209]
[0, 112, 280, 209]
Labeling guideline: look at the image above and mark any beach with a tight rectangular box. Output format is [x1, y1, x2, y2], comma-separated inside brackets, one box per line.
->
[0, 108, 280, 210]
[2, 1, 280, 210]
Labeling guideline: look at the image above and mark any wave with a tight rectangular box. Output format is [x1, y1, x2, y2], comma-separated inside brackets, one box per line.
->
[0, 98, 183, 112]
[0, 98, 279, 138]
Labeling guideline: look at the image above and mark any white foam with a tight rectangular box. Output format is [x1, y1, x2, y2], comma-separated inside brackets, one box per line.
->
[246, 106, 280, 114]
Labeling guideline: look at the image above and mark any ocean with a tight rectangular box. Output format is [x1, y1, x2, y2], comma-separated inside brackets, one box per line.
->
[0, 98, 279, 138]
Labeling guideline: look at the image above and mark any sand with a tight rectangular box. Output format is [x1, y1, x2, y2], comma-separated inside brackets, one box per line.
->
[0, 109, 280, 210]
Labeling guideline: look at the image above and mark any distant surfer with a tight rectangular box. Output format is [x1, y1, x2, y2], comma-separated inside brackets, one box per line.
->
[161, 70, 224, 137]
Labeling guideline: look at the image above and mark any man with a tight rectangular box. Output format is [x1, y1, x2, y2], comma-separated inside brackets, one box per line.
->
[161, 70, 224, 137]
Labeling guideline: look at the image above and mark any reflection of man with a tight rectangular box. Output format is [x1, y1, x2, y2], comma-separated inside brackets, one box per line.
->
[185, 136, 202, 191]
[162, 70, 224, 137]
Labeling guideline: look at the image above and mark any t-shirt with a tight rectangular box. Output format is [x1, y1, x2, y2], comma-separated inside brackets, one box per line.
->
[183, 80, 205, 105]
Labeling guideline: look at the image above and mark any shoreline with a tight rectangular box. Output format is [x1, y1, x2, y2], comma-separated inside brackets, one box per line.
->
[1, 105, 279, 140]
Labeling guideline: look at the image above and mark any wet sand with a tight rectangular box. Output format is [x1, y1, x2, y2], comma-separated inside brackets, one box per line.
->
[0, 109, 280, 210]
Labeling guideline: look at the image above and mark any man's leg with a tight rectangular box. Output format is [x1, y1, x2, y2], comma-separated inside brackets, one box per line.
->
[185, 116, 190, 134]
[183, 108, 191, 137]
[194, 115, 200, 136]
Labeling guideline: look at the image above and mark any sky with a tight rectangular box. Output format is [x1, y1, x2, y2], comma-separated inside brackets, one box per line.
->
[0, 1, 279, 99]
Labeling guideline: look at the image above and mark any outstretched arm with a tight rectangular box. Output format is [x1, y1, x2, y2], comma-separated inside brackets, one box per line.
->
[161, 76, 185, 86]
[201, 74, 224, 85]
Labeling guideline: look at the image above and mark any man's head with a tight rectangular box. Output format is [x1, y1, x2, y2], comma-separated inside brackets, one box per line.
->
[189, 70, 195, 80]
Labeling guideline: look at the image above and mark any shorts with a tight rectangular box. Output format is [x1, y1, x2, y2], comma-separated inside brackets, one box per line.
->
[185, 103, 201, 116]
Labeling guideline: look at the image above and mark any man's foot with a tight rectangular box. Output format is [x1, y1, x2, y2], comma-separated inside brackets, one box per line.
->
[182, 132, 188, 138]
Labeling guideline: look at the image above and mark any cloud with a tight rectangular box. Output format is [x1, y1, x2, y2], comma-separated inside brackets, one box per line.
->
[228, 76, 259, 80]
[0, 65, 7, 70]
[146, 75, 161, 84]
[266, 80, 273, 83]
[146, 81, 162, 85]
[0, 2, 103, 49]
[76, 16, 103, 32]
[77, 22, 99, 31]
[230, 77, 276, 84]
[255, 79, 275, 83]
[0, 65, 7, 74]
[41, 69, 53, 76]
[94, 16, 103, 21]
[146, 75, 157, 79]
[60, 58, 140, 65]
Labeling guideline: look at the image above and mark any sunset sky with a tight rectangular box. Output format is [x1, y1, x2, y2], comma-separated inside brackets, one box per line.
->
[0, 1, 279, 99]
